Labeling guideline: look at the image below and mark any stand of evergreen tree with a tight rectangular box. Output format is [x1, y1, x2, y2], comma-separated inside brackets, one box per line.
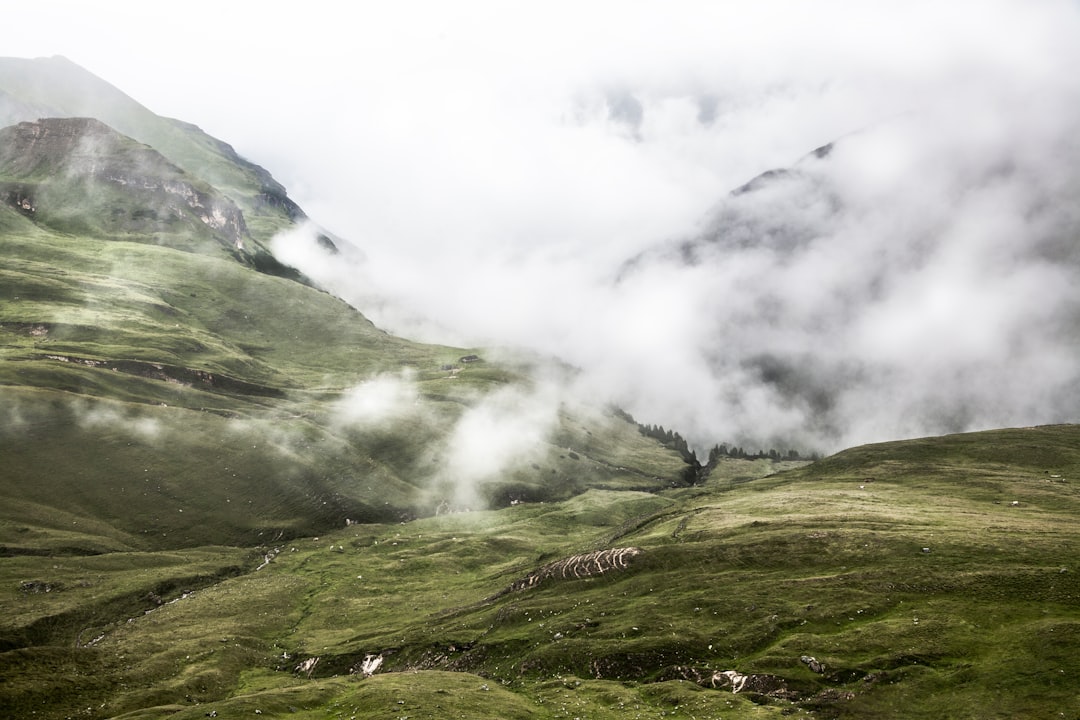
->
[705, 443, 817, 464]
[616, 409, 819, 486]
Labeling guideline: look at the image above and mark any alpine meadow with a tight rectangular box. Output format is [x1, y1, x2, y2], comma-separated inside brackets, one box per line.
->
[3, 31, 1080, 720]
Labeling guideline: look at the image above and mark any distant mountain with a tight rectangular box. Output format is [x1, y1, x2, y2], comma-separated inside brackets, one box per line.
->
[621, 141, 837, 272]
[617, 121, 1080, 451]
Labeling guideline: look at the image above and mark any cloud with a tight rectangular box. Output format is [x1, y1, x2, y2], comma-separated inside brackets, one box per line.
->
[72, 400, 163, 442]
[438, 382, 561, 508]
[12, 0, 1080, 453]
[625, 95, 1080, 451]
[334, 370, 419, 428]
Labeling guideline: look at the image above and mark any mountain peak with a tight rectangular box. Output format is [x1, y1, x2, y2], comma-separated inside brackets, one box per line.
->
[0, 55, 303, 243]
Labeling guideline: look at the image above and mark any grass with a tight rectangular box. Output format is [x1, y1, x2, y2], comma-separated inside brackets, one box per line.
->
[1, 208, 688, 543]
[4, 209, 1078, 718]
[7, 425, 1073, 718]
[0, 118, 695, 718]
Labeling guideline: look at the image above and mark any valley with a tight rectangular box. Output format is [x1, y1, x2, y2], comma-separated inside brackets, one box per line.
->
[1, 55, 1078, 719]
[4, 427, 1078, 719]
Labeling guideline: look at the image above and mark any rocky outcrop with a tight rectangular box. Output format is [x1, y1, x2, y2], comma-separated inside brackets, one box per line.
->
[664, 665, 798, 698]
[0, 118, 248, 248]
[100, 169, 247, 245]
[35, 353, 285, 398]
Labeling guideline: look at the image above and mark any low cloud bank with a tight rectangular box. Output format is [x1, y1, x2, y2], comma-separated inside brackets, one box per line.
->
[276, 84, 1080, 455]
[270, 1, 1080, 454]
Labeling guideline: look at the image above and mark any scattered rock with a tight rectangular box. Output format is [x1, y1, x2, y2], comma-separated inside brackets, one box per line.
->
[668, 665, 792, 698]
[800, 655, 826, 673]
[359, 654, 383, 677]
[19, 580, 60, 594]
[295, 656, 320, 677]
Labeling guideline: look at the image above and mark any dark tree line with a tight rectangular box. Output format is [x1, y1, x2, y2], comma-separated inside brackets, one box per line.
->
[615, 408, 819, 487]
[639, 424, 698, 465]
[632, 417, 819, 487]
[705, 443, 818, 464]
[637, 423, 816, 465]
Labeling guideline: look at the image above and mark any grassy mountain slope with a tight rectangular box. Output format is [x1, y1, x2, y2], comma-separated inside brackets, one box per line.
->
[0, 72, 688, 556]
[0, 89, 695, 715]
[3, 425, 1077, 719]
[0, 203, 687, 550]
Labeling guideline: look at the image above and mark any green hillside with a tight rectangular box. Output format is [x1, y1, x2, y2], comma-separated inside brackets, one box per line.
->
[0, 58, 690, 549]
[0, 119, 688, 548]
[3, 425, 1077, 719]
[2, 58, 1078, 719]
[0, 55, 301, 241]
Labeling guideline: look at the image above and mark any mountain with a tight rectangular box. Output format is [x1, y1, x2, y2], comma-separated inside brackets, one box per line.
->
[0, 57, 691, 548]
[615, 119, 1080, 452]
[0, 55, 303, 240]
[2, 57, 1079, 719]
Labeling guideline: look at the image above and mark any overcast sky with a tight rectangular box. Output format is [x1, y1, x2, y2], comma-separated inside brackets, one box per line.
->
[9, 0, 1080, 453]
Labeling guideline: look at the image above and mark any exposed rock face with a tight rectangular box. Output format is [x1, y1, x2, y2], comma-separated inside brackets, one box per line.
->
[101, 170, 247, 243]
[0, 117, 248, 248]
[665, 665, 796, 698]
[35, 353, 285, 398]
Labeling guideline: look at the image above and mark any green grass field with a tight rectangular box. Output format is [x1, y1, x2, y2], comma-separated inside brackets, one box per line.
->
[4, 425, 1078, 719]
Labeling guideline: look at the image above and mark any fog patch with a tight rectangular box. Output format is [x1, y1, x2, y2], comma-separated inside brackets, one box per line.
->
[334, 369, 419, 428]
[438, 383, 561, 509]
[0, 394, 30, 435]
[71, 400, 163, 442]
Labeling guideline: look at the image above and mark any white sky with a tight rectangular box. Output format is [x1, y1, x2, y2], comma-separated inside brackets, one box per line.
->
[8, 0, 1080, 452]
